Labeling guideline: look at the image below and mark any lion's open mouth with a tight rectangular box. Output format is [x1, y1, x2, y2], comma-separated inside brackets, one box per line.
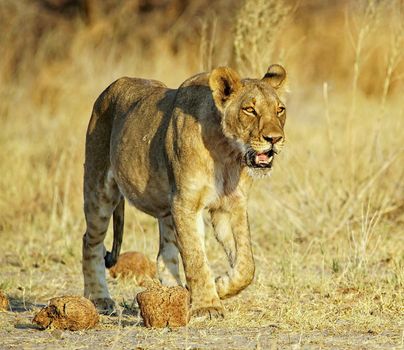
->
[245, 149, 275, 169]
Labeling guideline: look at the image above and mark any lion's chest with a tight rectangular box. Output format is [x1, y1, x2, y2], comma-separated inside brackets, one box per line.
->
[204, 163, 246, 209]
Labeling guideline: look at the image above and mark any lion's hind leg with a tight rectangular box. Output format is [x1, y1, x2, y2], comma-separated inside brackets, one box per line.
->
[83, 170, 121, 314]
[157, 216, 182, 287]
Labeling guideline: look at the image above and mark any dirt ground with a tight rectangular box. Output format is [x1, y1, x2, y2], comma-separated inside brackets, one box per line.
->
[0, 253, 403, 350]
[1, 313, 402, 350]
[1, 300, 402, 349]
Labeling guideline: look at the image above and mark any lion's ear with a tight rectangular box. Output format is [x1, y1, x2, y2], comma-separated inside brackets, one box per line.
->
[262, 64, 286, 89]
[209, 67, 242, 112]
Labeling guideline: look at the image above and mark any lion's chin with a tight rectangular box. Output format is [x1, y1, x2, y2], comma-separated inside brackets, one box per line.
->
[243, 148, 274, 178]
[246, 166, 272, 179]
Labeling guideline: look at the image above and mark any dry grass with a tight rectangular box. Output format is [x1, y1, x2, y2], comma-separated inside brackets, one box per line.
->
[0, 0, 403, 348]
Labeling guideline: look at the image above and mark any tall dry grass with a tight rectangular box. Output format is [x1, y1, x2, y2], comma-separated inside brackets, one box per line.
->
[0, 0, 403, 338]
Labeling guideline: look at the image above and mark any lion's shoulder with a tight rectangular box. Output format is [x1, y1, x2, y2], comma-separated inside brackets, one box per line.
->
[178, 72, 210, 88]
[174, 72, 215, 114]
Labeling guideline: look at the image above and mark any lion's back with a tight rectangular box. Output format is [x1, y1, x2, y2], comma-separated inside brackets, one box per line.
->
[85, 77, 173, 200]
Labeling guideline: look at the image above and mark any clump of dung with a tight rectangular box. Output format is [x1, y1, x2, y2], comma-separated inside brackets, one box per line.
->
[0, 291, 9, 311]
[137, 285, 190, 328]
[109, 251, 156, 285]
[32, 296, 99, 331]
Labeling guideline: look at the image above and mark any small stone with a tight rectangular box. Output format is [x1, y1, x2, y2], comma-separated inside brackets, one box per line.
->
[0, 291, 9, 311]
[32, 296, 99, 331]
[136, 285, 190, 328]
[51, 329, 64, 339]
[109, 251, 156, 286]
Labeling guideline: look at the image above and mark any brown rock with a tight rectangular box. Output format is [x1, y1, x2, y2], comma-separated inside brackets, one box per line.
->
[136, 285, 190, 328]
[32, 296, 99, 331]
[0, 291, 9, 311]
[109, 251, 156, 285]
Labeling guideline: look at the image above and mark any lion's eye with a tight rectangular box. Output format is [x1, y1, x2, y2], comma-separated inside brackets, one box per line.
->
[243, 106, 256, 115]
[277, 106, 285, 115]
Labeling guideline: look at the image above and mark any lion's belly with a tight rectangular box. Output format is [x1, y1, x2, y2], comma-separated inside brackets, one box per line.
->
[110, 91, 173, 218]
[115, 170, 171, 218]
[111, 135, 171, 218]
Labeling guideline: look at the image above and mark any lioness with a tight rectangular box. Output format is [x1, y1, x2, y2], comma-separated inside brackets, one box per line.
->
[83, 64, 287, 318]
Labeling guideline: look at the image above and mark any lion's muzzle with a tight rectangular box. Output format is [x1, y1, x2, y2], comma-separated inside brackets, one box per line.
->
[245, 148, 275, 169]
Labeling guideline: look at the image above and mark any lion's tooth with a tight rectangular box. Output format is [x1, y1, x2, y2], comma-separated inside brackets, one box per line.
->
[268, 156, 273, 162]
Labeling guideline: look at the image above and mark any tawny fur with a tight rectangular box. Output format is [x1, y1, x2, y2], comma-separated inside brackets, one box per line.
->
[82, 65, 287, 318]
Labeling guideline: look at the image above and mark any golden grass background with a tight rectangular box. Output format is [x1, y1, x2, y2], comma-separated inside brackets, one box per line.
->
[0, 0, 403, 348]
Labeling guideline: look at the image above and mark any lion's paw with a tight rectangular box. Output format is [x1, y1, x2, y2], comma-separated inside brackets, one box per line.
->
[191, 305, 224, 320]
[92, 297, 117, 315]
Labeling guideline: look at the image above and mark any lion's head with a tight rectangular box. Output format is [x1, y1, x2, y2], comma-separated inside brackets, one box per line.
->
[209, 64, 287, 177]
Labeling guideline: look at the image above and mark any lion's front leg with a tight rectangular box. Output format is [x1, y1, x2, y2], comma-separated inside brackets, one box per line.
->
[213, 200, 255, 299]
[172, 198, 223, 319]
[210, 208, 236, 267]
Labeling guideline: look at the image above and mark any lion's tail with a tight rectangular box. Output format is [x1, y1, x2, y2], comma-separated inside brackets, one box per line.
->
[104, 197, 125, 268]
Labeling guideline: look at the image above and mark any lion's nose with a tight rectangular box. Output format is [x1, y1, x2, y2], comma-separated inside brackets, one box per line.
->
[263, 135, 283, 145]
